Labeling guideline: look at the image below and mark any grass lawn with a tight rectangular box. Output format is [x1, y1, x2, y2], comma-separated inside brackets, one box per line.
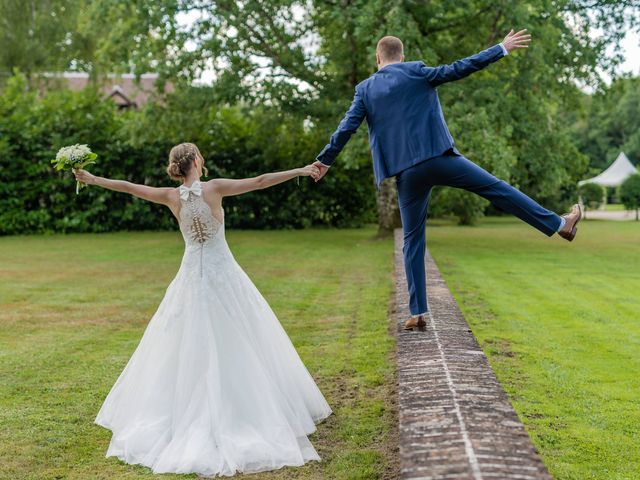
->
[426, 217, 640, 480]
[604, 203, 626, 211]
[0, 228, 397, 480]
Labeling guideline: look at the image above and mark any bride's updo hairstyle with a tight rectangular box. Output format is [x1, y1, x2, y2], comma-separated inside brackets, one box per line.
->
[167, 142, 209, 181]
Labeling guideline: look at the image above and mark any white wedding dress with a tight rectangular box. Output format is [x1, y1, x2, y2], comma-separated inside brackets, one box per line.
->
[94, 181, 333, 477]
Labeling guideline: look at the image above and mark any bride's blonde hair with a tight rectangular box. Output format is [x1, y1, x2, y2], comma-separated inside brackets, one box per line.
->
[167, 142, 209, 181]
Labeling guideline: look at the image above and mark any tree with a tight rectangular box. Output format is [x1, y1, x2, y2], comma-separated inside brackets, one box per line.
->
[578, 182, 605, 217]
[0, 1, 82, 78]
[17, 0, 640, 231]
[619, 174, 640, 221]
[573, 77, 640, 171]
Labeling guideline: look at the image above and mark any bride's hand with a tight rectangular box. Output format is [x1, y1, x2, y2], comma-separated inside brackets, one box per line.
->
[73, 168, 97, 185]
[297, 164, 321, 181]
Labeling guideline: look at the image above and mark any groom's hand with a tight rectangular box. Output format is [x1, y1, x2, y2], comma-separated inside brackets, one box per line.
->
[502, 29, 532, 53]
[312, 161, 330, 182]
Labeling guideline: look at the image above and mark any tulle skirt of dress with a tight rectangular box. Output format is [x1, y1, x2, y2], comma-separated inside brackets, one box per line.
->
[94, 248, 333, 477]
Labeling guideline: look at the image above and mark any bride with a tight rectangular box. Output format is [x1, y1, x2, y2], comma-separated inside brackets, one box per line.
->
[73, 142, 333, 477]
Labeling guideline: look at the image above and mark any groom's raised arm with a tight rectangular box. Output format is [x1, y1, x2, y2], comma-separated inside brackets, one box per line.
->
[420, 44, 506, 87]
[421, 29, 531, 87]
[315, 86, 367, 170]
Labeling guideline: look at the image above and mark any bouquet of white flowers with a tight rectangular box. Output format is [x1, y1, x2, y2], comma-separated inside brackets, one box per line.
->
[51, 144, 98, 194]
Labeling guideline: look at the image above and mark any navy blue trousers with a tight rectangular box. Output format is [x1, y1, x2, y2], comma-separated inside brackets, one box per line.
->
[395, 150, 563, 316]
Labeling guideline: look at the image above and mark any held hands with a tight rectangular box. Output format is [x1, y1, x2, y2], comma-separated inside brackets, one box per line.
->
[311, 161, 329, 182]
[298, 164, 322, 181]
[502, 29, 532, 53]
[73, 168, 97, 186]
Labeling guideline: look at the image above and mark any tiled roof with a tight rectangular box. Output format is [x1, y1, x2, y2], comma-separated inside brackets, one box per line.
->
[40, 73, 175, 107]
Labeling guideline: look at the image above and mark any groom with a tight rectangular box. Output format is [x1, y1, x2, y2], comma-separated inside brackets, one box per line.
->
[312, 29, 583, 330]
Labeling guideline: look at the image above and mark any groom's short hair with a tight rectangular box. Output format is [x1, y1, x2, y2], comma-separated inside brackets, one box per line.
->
[376, 36, 404, 62]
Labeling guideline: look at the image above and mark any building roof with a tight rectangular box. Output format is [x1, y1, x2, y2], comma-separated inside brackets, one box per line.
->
[41, 72, 174, 107]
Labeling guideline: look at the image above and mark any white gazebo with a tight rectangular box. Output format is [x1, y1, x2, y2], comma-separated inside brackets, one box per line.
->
[578, 152, 638, 188]
[578, 152, 638, 210]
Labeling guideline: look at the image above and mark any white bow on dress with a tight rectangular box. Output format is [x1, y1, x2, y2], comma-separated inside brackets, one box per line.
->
[179, 181, 202, 200]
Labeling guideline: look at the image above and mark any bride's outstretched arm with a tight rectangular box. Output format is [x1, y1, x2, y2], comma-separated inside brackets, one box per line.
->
[211, 164, 320, 197]
[73, 169, 174, 206]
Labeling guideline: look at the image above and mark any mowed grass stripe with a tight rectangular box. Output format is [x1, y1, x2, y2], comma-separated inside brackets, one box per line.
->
[0, 228, 397, 480]
[426, 217, 640, 480]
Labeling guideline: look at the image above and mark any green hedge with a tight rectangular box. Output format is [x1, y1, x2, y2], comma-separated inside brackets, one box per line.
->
[0, 75, 376, 235]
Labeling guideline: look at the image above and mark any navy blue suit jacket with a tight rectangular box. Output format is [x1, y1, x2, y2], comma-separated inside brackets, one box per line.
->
[315, 44, 507, 187]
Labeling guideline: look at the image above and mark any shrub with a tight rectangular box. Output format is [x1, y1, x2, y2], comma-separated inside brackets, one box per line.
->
[619, 174, 640, 221]
[0, 75, 376, 235]
[577, 182, 605, 211]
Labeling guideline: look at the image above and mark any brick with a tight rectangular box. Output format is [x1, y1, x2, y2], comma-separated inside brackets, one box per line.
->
[392, 230, 552, 480]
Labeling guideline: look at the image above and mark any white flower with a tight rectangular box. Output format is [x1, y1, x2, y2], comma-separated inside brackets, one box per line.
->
[51, 143, 98, 194]
[55, 144, 94, 166]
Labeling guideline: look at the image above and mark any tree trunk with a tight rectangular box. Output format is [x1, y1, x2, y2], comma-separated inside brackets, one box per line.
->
[376, 178, 401, 236]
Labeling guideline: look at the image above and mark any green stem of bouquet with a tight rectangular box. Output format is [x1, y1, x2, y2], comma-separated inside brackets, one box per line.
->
[73, 157, 97, 195]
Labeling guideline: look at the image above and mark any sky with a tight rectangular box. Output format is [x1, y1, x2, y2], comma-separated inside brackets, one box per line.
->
[610, 29, 639, 77]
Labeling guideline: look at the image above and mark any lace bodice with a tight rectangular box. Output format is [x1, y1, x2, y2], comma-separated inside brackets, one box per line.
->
[177, 182, 222, 247]
[177, 181, 225, 277]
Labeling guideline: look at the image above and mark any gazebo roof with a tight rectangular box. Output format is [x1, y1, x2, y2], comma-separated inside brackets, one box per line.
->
[578, 152, 638, 187]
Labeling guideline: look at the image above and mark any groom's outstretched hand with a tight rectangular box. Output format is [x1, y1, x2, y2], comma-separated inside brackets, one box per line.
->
[312, 161, 330, 182]
[502, 29, 532, 53]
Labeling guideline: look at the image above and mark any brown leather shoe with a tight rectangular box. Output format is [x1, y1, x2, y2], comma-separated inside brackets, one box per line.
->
[404, 315, 427, 331]
[558, 204, 583, 241]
